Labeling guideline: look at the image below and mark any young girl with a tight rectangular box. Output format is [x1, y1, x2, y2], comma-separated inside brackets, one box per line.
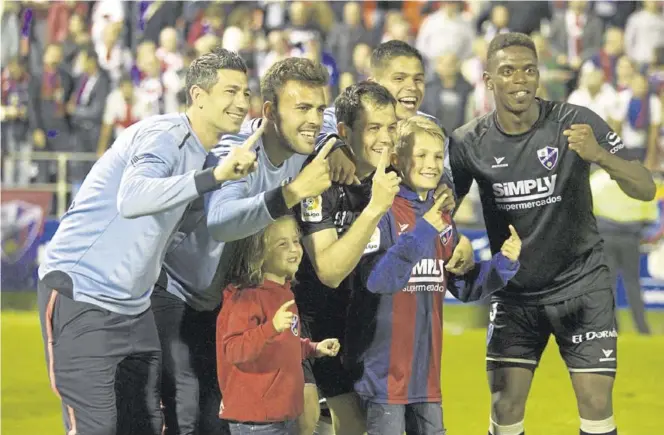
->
[345, 116, 522, 435]
[216, 215, 340, 435]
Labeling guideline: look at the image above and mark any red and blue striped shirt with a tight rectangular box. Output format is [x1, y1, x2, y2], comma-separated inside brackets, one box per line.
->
[345, 185, 519, 404]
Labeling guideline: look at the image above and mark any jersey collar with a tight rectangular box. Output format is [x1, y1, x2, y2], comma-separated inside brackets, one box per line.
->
[397, 184, 434, 204]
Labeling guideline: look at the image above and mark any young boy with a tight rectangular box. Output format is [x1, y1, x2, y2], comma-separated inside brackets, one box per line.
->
[217, 216, 341, 435]
[346, 116, 522, 434]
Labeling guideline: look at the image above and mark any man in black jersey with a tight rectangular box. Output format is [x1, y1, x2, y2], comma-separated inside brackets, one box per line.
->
[449, 33, 656, 435]
[294, 81, 403, 435]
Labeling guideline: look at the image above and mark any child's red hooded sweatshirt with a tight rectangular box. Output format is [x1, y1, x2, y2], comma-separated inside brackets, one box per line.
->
[216, 279, 318, 423]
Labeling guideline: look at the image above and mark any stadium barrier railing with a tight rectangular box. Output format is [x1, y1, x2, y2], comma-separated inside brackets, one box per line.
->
[3, 151, 98, 217]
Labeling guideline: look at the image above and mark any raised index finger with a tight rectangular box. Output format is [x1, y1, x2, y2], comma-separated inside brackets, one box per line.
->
[375, 147, 390, 175]
[241, 118, 267, 151]
[314, 137, 336, 161]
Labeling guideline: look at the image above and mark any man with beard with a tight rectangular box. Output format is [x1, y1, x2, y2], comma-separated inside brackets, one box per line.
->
[450, 33, 655, 435]
[152, 57, 355, 435]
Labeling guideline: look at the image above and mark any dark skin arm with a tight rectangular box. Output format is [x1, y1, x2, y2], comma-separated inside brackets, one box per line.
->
[564, 124, 656, 201]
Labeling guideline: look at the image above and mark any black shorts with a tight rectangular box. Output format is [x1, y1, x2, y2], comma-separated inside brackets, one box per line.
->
[38, 271, 162, 435]
[300, 316, 357, 398]
[486, 289, 618, 376]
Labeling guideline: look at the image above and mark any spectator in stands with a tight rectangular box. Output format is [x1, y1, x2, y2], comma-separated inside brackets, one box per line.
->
[22, 1, 53, 75]
[568, 68, 619, 125]
[530, 32, 573, 101]
[90, 0, 124, 48]
[583, 27, 624, 88]
[350, 43, 372, 83]
[326, 2, 370, 74]
[616, 55, 637, 92]
[97, 74, 145, 157]
[648, 46, 664, 95]
[379, 11, 409, 44]
[257, 30, 291, 78]
[1, 56, 31, 186]
[481, 5, 510, 42]
[194, 33, 220, 57]
[128, 0, 180, 47]
[96, 22, 131, 85]
[591, 168, 655, 336]
[477, 1, 552, 36]
[187, 3, 225, 47]
[287, 1, 318, 48]
[416, 1, 474, 64]
[297, 36, 339, 98]
[67, 47, 111, 181]
[157, 27, 184, 73]
[549, 0, 604, 72]
[613, 73, 662, 167]
[422, 53, 473, 133]
[464, 38, 495, 119]
[1, 1, 20, 68]
[136, 51, 179, 116]
[131, 40, 156, 85]
[62, 13, 90, 67]
[591, 0, 637, 30]
[624, 0, 664, 66]
[47, 0, 89, 44]
[385, 15, 413, 45]
[461, 37, 488, 87]
[27, 43, 72, 162]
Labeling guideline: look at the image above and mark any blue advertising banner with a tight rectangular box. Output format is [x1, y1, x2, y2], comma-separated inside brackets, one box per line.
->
[1, 190, 52, 292]
[5, 218, 664, 310]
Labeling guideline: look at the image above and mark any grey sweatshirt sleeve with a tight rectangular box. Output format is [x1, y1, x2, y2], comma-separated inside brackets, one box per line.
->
[117, 128, 216, 218]
[204, 133, 290, 242]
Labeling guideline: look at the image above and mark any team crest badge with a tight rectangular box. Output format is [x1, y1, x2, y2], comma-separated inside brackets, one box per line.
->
[1, 200, 44, 264]
[301, 196, 322, 222]
[440, 225, 453, 246]
[290, 314, 300, 336]
[536, 146, 558, 170]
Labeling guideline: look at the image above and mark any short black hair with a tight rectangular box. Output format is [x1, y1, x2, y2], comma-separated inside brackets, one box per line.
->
[335, 81, 396, 128]
[487, 33, 538, 68]
[260, 57, 329, 105]
[370, 40, 424, 72]
[185, 47, 247, 106]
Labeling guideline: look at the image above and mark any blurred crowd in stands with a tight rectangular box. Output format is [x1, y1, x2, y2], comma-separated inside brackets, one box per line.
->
[1, 0, 663, 213]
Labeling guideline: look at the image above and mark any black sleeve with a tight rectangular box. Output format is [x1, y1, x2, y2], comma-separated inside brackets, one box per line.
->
[449, 133, 475, 199]
[574, 105, 630, 160]
[294, 187, 338, 236]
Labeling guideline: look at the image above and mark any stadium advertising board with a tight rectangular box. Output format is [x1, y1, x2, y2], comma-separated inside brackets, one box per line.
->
[1, 190, 52, 291]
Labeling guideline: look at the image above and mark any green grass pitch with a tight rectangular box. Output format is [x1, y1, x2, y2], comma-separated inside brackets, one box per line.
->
[2, 306, 664, 434]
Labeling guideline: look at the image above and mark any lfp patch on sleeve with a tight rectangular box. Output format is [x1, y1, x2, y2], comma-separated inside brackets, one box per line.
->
[301, 196, 322, 222]
[363, 227, 381, 255]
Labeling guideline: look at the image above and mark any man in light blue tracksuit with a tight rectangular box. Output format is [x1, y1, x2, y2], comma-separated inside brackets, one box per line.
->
[36, 49, 258, 435]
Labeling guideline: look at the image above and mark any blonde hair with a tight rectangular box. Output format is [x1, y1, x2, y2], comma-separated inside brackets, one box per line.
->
[394, 116, 446, 158]
[224, 215, 300, 289]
